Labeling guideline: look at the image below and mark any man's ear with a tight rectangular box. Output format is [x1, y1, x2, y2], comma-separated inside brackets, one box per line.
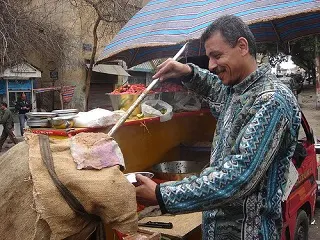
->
[237, 37, 249, 56]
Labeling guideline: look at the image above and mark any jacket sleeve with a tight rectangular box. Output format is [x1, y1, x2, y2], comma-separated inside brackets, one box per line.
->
[27, 101, 32, 110]
[15, 101, 21, 111]
[0, 111, 9, 124]
[183, 64, 226, 118]
[156, 91, 300, 214]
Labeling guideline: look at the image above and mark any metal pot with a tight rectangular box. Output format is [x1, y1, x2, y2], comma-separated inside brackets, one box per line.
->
[151, 160, 208, 181]
[27, 118, 51, 128]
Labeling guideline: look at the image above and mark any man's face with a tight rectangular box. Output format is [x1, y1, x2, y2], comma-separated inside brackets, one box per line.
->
[205, 31, 246, 86]
[21, 94, 26, 100]
[0, 105, 4, 110]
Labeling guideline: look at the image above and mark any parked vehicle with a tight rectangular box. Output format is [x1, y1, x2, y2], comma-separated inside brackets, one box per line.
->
[290, 73, 304, 94]
[277, 75, 298, 99]
[281, 112, 319, 240]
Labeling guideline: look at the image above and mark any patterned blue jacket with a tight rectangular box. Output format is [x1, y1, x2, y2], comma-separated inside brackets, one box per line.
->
[155, 64, 301, 239]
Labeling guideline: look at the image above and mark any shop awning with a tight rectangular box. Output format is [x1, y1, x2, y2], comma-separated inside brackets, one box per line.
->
[86, 64, 130, 77]
[0, 63, 41, 79]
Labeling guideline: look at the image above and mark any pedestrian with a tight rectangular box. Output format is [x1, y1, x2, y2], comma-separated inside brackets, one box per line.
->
[136, 15, 301, 239]
[0, 102, 18, 151]
[15, 93, 31, 136]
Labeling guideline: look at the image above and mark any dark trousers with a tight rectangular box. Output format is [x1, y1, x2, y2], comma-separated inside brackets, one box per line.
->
[19, 114, 26, 136]
[0, 127, 18, 150]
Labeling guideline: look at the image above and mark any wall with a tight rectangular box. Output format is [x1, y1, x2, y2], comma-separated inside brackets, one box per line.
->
[27, 0, 145, 111]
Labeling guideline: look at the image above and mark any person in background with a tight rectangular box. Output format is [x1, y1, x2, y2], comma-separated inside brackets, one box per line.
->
[0, 102, 17, 151]
[136, 15, 300, 239]
[15, 93, 31, 136]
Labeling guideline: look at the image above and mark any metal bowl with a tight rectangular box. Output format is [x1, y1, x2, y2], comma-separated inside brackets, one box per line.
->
[124, 172, 154, 186]
[27, 118, 51, 128]
[26, 112, 57, 119]
[50, 116, 75, 129]
[151, 160, 208, 181]
[52, 109, 79, 115]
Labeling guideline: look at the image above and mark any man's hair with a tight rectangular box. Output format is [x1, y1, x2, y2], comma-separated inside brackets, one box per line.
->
[1, 102, 7, 108]
[201, 15, 257, 58]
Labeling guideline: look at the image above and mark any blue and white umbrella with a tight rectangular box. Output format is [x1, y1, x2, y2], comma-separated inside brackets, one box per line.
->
[99, 0, 320, 67]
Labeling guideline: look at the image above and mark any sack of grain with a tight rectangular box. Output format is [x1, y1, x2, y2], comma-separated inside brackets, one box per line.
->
[0, 133, 138, 240]
[0, 141, 51, 240]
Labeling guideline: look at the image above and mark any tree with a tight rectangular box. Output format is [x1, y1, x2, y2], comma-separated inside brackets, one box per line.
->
[75, 0, 142, 110]
[0, 0, 144, 110]
[257, 43, 288, 67]
[0, 0, 67, 71]
[290, 36, 320, 84]
[257, 35, 320, 85]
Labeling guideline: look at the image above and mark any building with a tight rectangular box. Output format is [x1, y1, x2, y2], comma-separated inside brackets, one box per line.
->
[27, 0, 149, 111]
[0, 63, 41, 110]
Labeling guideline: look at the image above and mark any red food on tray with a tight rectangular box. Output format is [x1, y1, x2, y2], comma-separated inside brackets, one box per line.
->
[111, 84, 147, 94]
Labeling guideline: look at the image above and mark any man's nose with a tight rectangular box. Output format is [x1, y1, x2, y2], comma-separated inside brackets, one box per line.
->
[208, 58, 217, 72]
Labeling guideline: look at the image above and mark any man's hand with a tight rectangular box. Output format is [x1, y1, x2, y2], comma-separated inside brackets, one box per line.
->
[153, 58, 192, 81]
[135, 174, 158, 206]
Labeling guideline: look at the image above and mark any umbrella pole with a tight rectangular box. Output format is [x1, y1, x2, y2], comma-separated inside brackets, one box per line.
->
[108, 43, 188, 137]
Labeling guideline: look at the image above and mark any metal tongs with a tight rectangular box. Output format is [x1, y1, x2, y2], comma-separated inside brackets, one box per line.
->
[107, 43, 188, 137]
[138, 221, 173, 229]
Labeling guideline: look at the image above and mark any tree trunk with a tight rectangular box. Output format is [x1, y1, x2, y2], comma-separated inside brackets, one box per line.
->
[85, 16, 101, 111]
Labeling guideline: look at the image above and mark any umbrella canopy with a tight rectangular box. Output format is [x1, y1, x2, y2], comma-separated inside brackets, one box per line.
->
[98, 0, 320, 68]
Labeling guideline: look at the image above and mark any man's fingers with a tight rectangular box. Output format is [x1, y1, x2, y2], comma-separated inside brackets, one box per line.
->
[136, 174, 150, 184]
[152, 59, 174, 80]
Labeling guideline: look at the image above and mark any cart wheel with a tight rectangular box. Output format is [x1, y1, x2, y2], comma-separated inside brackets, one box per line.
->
[294, 210, 309, 240]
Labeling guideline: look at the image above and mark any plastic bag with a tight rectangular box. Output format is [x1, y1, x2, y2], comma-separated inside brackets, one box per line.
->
[73, 108, 124, 128]
[141, 100, 173, 122]
[174, 92, 201, 112]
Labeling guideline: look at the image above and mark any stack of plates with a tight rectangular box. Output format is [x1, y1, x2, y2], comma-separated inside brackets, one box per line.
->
[26, 112, 58, 128]
[52, 109, 79, 117]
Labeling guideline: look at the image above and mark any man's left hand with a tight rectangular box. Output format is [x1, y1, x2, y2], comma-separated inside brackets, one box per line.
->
[135, 174, 158, 206]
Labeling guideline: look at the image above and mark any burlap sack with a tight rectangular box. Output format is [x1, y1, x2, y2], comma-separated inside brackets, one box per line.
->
[0, 141, 51, 240]
[26, 133, 138, 240]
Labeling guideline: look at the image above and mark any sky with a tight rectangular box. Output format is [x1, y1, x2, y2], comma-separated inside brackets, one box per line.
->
[280, 56, 296, 69]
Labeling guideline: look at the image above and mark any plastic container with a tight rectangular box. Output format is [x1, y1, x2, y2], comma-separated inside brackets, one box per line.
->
[106, 93, 159, 116]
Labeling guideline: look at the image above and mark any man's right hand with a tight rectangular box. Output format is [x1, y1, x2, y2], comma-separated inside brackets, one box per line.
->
[152, 58, 192, 81]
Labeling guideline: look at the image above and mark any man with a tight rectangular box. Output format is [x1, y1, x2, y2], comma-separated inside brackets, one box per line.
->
[15, 93, 31, 136]
[0, 102, 18, 151]
[136, 15, 300, 239]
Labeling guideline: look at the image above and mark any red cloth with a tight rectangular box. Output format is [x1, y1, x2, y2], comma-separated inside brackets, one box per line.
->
[61, 86, 76, 103]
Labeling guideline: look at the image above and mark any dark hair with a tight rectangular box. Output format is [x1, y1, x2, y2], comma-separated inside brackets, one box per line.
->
[1, 102, 7, 108]
[201, 15, 257, 58]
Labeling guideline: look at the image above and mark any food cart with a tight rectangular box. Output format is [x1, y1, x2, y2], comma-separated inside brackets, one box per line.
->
[27, 84, 216, 239]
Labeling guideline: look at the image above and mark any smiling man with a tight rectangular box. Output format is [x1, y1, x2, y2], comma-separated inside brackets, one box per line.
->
[136, 15, 301, 239]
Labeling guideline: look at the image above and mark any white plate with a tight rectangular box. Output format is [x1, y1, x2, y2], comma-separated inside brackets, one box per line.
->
[26, 112, 57, 118]
[124, 172, 154, 184]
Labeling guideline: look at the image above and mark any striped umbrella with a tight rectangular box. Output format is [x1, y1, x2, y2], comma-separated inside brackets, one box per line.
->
[98, 0, 320, 68]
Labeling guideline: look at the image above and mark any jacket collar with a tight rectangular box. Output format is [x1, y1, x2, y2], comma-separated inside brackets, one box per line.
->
[231, 64, 271, 94]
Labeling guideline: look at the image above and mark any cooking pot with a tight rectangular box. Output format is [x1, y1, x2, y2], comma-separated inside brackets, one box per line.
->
[151, 160, 208, 181]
